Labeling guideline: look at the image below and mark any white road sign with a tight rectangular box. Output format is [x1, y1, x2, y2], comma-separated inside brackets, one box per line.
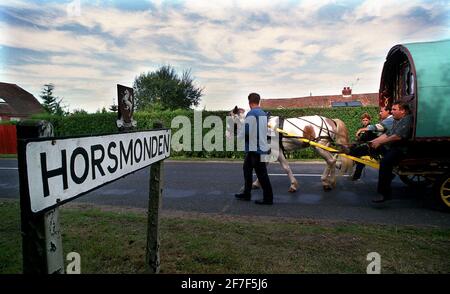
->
[25, 129, 171, 213]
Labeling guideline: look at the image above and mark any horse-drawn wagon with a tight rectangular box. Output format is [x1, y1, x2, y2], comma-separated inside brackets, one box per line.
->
[379, 39, 450, 209]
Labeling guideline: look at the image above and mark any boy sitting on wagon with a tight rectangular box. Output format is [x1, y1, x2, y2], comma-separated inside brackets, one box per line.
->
[348, 106, 394, 180]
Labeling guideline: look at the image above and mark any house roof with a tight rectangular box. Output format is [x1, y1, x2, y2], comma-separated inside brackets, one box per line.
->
[0, 82, 44, 116]
[260, 93, 379, 109]
[0, 103, 15, 115]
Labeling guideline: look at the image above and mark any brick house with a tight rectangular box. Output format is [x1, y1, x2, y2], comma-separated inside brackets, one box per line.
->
[261, 87, 379, 109]
[0, 82, 44, 121]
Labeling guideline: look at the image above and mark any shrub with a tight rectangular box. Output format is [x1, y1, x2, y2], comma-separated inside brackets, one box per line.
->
[32, 106, 378, 159]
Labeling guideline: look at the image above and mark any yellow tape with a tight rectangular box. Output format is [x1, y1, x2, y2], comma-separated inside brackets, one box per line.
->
[275, 128, 380, 169]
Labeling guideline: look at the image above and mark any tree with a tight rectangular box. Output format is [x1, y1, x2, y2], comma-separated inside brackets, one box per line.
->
[133, 65, 203, 110]
[39, 84, 67, 115]
[71, 108, 88, 115]
[40, 84, 56, 114]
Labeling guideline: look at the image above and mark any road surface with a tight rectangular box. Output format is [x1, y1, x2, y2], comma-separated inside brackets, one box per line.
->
[1, 159, 449, 227]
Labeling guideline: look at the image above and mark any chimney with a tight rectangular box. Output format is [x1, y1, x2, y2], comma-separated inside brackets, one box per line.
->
[342, 87, 352, 98]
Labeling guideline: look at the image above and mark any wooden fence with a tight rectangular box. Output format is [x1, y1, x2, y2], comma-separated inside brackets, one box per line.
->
[0, 124, 17, 154]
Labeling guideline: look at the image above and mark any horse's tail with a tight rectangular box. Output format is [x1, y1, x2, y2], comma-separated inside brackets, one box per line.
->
[332, 119, 353, 174]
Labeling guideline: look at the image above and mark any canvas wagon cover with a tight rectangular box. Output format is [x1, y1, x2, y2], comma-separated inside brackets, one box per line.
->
[403, 39, 450, 138]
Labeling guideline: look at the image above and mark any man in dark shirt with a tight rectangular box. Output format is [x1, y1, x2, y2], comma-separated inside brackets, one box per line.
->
[235, 93, 274, 205]
[369, 102, 413, 203]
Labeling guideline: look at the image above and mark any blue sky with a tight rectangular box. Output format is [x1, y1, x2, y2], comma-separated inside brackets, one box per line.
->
[0, 0, 449, 112]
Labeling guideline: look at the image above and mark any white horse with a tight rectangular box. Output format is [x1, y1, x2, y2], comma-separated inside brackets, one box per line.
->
[226, 106, 353, 192]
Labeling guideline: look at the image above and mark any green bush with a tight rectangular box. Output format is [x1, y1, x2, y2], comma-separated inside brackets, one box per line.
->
[32, 106, 378, 159]
[0, 120, 19, 125]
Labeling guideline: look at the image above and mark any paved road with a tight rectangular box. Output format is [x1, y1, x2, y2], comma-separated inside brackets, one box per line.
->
[1, 158, 449, 227]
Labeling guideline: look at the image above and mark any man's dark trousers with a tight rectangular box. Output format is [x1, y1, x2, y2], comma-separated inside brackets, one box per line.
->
[243, 152, 273, 201]
[377, 148, 404, 197]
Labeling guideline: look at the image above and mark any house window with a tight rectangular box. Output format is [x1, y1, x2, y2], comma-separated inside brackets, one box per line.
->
[346, 101, 363, 107]
[331, 102, 346, 107]
[331, 101, 362, 107]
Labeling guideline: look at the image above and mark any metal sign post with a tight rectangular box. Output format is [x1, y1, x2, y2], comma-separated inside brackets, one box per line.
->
[17, 120, 64, 274]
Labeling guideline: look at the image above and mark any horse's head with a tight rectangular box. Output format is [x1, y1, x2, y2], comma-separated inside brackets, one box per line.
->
[225, 105, 246, 139]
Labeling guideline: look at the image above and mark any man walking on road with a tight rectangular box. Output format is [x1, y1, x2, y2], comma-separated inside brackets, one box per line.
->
[235, 93, 274, 205]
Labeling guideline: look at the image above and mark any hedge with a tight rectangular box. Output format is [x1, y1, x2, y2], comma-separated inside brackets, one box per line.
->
[32, 106, 379, 159]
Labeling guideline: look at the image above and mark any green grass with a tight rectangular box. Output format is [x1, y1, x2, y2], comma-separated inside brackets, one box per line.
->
[1, 200, 449, 274]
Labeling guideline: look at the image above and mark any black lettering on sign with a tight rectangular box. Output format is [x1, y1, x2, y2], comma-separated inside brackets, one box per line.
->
[151, 136, 158, 157]
[70, 147, 89, 184]
[144, 137, 152, 161]
[164, 134, 170, 153]
[40, 150, 68, 197]
[91, 144, 105, 180]
[158, 135, 164, 156]
[107, 142, 118, 173]
[120, 139, 133, 169]
[134, 138, 143, 164]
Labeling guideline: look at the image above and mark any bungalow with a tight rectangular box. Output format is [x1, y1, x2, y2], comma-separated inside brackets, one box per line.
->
[0, 82, 44, 121]
[260, 87, 379, 109]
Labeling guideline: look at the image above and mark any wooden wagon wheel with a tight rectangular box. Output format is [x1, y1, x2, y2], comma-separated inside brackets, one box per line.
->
[434, 173, 450, 211]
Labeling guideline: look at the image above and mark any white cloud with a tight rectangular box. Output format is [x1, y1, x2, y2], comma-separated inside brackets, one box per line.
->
[353, 0, 422, 20]
[0, 22, 110, 53]
[1, 0, 448, 112]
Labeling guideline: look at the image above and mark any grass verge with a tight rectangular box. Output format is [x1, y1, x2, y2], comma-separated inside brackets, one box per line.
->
[1, 200, 449, 274]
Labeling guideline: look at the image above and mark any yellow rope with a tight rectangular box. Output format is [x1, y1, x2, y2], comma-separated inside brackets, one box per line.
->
[275, 128, 380, 169]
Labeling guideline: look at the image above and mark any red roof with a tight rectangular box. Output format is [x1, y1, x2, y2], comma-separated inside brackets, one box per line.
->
[261, 93, 379, 109]
[0, 82, 44, 118]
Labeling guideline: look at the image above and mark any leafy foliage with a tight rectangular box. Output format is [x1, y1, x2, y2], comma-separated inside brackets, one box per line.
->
[33, 106, 378, 159]
[133, 65, 203, 110]
[39, 84, 68, 116]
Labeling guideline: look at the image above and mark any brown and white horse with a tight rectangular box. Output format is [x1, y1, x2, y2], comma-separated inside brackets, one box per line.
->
[226, 106, 353, 192]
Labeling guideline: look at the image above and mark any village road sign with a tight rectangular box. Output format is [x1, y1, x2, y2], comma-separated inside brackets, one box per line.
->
[25, 129, 171, 213]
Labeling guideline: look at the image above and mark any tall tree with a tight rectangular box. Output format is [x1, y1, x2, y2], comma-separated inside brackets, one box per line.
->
[40, 84, 56, 114]
[133, 65, 203, 110]
[39, 84, 67, 115]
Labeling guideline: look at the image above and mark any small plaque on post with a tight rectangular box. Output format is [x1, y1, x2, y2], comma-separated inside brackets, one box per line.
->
[116, 84, 137, 130]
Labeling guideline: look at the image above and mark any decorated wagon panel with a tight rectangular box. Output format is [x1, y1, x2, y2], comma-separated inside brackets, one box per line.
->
[404, 40, 450, 138]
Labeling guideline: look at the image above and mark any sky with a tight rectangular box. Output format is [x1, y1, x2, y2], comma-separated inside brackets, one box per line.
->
[0, 0, 449, 113]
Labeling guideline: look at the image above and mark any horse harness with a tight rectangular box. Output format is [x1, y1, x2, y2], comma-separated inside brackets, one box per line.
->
[279, 115, 338, 144]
